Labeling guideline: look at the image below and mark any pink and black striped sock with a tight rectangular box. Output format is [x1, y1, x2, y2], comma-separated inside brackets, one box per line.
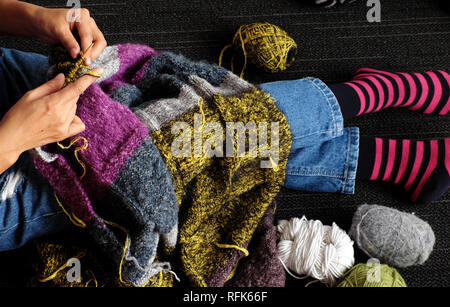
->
[329, 68, 450, 119]
[357, 136, 450, 203]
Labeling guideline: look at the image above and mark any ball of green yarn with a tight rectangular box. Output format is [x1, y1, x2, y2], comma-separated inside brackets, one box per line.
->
[337, 263, 407, 287]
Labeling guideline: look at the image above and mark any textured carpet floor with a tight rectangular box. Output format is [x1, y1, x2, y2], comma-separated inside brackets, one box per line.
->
[0, 0, 449, 287]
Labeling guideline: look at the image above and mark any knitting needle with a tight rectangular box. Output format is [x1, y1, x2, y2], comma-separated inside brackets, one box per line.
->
[79, 42, 94, 59]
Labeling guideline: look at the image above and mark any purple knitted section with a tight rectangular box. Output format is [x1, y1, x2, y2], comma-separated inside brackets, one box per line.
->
[31, 81, 149, 224]
[226, 202, 285, 287]
[32, 152, 99, 223]
[205, 202, 284, 287]
[205, 241, 250, 287]
[100, 44, 157, 95]
[74, 83, 149, 201]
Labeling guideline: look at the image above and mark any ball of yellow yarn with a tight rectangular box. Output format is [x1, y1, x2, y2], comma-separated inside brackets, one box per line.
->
[337, 263, 407, 287]
[219, 22, 298, 77]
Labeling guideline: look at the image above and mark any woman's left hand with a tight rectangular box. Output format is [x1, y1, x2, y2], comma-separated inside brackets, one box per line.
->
[32, 6, 107, 65]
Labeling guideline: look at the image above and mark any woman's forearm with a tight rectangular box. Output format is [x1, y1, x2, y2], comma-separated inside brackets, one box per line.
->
[0, 0, 43, 37]
[0, 120, 20, 175]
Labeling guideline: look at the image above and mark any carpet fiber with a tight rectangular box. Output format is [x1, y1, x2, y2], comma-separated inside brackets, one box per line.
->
[0, 0, 449, 287]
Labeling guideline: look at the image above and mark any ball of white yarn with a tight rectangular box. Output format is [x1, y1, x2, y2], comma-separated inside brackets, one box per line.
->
[277, 216, 355, 286]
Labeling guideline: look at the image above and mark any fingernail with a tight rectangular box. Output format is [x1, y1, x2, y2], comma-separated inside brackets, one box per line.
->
[70, 48, 79, 58]
[85, 57, 92, 65]
[94, 67, 104, 74]
[55, 73, 64, 81]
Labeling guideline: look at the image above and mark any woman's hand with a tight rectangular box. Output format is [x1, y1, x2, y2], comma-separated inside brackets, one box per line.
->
[0, 1, 107, 65]
[32, 7, 107, 65]
[0, 67, 103, 172]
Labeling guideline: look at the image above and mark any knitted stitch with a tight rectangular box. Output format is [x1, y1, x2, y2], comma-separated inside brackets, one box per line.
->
[30, 238, 174, 287]
[30, 45, 291, 287]
[31, 44, 178, 287]
[113, 51, 291, 286]
[225, 202, 286, 287]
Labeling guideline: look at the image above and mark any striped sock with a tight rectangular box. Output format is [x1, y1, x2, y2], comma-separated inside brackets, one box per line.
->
[357, 136, 450, 203]
[329, 68, 450, 119]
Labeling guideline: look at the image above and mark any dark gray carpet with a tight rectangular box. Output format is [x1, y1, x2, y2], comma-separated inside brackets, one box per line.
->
[0, 0, 449, 287]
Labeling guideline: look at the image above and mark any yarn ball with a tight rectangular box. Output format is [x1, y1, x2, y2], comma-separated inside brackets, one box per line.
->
[337, 263, 407, 287]
[224, 22, 298, 74]
[277, 216, 354, 286]
[349, 204, 435, 268]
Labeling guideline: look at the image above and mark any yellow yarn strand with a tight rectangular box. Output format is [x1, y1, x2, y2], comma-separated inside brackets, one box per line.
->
[56, 43, 102, 87]
[225, 261, 240, 283]
[38, 251, 87, 283]
[102, 218, 154, 288]
[218, 44, 232, 67]
[215, 243, 249, 257]
[268, 154, 279, 172]
[237, 26, 248, 78]
[53, 191, 87, 228]
[197, 96, 206, 132]
[57, 136, 89, 180]
[53, 136, 89, 228]
[84, 270, 99, 287]
[101, 219, 134, 287]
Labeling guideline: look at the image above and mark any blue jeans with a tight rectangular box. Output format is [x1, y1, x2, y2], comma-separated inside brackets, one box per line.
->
[0, 48, 76, 251]
[0, 48, 360, 252]
[260, 78, 360, 194]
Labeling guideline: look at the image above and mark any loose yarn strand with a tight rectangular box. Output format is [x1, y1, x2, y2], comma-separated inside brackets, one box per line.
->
[38, 251, 87, 283]
[53, 136, 89, 228]
[215, 242, 250, 257]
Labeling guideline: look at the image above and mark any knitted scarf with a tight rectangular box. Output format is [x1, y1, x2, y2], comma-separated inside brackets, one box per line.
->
[30, 44, 291, 287]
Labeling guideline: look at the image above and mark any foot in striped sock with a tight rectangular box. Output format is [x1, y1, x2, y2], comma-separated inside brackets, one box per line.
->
[329, 68, 450, 119]
[357, 136, 450, 203]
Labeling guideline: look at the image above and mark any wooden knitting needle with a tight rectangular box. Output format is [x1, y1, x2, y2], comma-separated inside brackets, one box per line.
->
[79, 42, 94, 59]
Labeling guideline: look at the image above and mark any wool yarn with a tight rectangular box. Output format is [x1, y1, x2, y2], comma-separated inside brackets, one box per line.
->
[31, 45, 292, 288]
[277, 216, 354, 286]
[337, 263, 407, 287]
[31, 44, 179, 287]
[219, 22, 297, 78]
[349, 204, 435, 268]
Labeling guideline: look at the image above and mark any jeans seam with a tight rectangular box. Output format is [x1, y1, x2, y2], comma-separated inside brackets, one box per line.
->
[343, 128, 352, 193]
[286, 173, 349, 179]
[0, 211, 66, 234]
[308, 77, 339, 136]
[286, 167, 348, 179]
[291, 129, 336, 140]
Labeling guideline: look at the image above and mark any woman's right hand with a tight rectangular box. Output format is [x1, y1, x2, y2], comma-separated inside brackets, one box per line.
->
[0, 67, 103, 172]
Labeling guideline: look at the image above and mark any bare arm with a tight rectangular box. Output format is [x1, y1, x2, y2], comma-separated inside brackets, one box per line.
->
[0, 68, 103, 175]
[0, 0, 106, 62]
[0, 0, 42, 37]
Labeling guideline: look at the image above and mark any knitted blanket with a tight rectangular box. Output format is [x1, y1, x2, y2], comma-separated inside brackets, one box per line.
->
[30, 44, 291, 287]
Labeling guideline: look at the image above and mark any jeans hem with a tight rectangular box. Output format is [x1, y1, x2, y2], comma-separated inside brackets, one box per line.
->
[341, 127, 360, 194]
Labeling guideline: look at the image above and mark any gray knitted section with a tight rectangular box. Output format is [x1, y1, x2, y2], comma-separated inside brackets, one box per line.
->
[349, 204, 435, 268]
[110, 84, 143, 108]
[93, 136, 178, 286]
[90, 45, 120, 82]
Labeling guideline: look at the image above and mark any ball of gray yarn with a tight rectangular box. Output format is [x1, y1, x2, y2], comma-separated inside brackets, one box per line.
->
[349, 204, 435, 268]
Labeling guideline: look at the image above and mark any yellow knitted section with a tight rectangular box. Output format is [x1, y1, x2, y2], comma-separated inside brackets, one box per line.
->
[151, 86, 291, 286]
[33, 240, 174, 287]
